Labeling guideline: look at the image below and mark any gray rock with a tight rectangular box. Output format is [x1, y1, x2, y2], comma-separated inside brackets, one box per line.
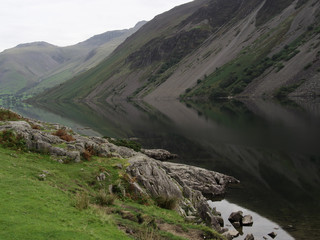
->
[222, 232, 232, 240]
[141, 149, 178, 160]
[242, 215, 253, 226]
[244, 233, 254, 240]
[66, 151, 81, 162]
[38, 174, 46, 181]
[228, 211, 244, 223]
[97, 173, 106, 181]
[228, 229, 240, 238]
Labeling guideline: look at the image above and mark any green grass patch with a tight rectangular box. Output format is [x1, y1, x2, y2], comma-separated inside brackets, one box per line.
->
[0, 145, 224, 240]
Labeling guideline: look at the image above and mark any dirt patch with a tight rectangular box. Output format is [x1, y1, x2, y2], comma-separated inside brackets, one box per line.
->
[157, 222, 205, 240]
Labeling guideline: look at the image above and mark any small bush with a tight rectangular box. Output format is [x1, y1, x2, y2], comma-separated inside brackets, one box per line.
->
[0, 130, 26, 150]
[0, 109, 22, 121]
[110, 139, 141, 152]
[155, 196, 178, 210]
[52, 129, 75, 142]
[75, 192, 90, 210]
[95, 190, 115, 206]
[81, 149, 92, 161]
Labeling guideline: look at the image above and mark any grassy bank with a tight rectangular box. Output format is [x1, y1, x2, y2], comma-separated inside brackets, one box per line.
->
[0, 110, 224, 240]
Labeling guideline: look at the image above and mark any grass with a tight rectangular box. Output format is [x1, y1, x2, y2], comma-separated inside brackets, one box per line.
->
[0, 142, 224, 240]
[0, 147, 130, 240]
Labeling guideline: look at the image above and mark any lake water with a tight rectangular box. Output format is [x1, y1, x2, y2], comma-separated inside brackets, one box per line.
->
[2, 97, 320, 240]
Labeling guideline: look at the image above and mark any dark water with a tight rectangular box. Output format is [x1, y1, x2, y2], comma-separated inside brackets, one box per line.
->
[2, 98, 320, 240]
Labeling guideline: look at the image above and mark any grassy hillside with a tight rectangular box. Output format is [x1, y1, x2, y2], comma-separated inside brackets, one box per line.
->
[35, 0, 320, 102]
[0, 109, 224, 240]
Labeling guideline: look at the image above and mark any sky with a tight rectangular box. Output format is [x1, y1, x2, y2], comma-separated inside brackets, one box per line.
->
[0, 0, 192, 52]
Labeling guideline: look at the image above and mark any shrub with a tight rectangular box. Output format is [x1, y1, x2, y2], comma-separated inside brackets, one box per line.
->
[110, 139, 141, 152]
[74, 192, 90, 210]
[155, 196, 178, 210]
[0, 130, 26, 150]
[95, 190, 115, 206]
[0, 109, 22, 121]
[81, 149, 92, 161]
[209, 88, 228, 100]
[52, 129, 75, 142]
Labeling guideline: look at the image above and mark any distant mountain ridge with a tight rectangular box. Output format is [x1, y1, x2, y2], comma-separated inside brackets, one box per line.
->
[0, 21, 146, 96]
[35, 0, 319, 102]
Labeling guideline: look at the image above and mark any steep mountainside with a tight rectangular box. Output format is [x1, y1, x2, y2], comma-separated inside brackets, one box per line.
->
[0, 21, 145, 96]
[36, 0, 320, 102]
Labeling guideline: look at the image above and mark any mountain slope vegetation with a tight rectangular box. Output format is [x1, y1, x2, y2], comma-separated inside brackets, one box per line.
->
[0, 22, 145, 97]
[35, 0, 320, 102]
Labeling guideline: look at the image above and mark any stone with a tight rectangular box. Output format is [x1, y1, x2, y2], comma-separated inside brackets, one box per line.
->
[141, 148, 178, 161]
[232, 221, 241, 228]
[38, 174, 46, 181]
[222, 232, 232, 240]
[114, 163, 123, 169]
[268, 232, 277, 239]
[228, 211, 244, 223]
[244, 233, 254, 240]
[242, 215, 253, 226]
[228, 229, 240, 238]
[97, 173, 106, 181]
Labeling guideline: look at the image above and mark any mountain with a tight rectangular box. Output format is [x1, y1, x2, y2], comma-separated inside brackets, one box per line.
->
[35, 0, 320, 102]
[0, 21, 146, 96]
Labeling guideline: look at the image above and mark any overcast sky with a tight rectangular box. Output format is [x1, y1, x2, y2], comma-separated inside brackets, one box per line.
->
[0, 0, 192, 52]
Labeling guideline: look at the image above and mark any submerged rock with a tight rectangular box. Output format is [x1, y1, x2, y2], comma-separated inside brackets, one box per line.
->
[228, 211, 244, 223]
[268, 232, 277, 239]
[244, 233, 255, 240]
[242, 215, 253, 226]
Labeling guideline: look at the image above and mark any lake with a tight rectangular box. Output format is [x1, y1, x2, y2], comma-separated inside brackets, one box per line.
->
[2, 97, 320, 240]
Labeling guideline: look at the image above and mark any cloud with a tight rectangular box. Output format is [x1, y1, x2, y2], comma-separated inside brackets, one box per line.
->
[0, 0, 191, 52]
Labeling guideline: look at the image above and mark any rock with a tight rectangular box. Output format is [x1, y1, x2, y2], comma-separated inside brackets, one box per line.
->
[222, 232, 232, 240]
[66, 151, 81, 162]
[97, 173, 106, 181]
[242, 215, 253, 226]
[185, 216, 197, 222]
[268, 232, 277, 239]
[141, 149, 178, 160]
[232, 221, 241, 228]
[228, 229, 240, 238]
[244, 233, 254, 240]
[38, 174, 46, 181]
[114, 163, 123, 169]
[228, 211, 244, 223]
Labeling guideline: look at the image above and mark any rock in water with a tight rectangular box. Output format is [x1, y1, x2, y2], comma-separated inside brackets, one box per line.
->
[268, 232, 277, 238]
[228, 211, 244, 223]
[242, 215, 253, 226]
[244, 233, 255, 240]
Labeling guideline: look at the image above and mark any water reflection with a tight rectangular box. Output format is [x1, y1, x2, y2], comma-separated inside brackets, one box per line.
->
[3, 97, 320, 239]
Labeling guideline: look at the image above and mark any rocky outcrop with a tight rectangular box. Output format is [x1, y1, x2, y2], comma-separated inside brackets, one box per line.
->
[127, 154, 239, 231]
[141, 148, 178, 161]
[0, 116, 239, 233]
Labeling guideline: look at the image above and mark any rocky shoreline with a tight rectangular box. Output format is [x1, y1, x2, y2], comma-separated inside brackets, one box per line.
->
[0, 113, 251, 239]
